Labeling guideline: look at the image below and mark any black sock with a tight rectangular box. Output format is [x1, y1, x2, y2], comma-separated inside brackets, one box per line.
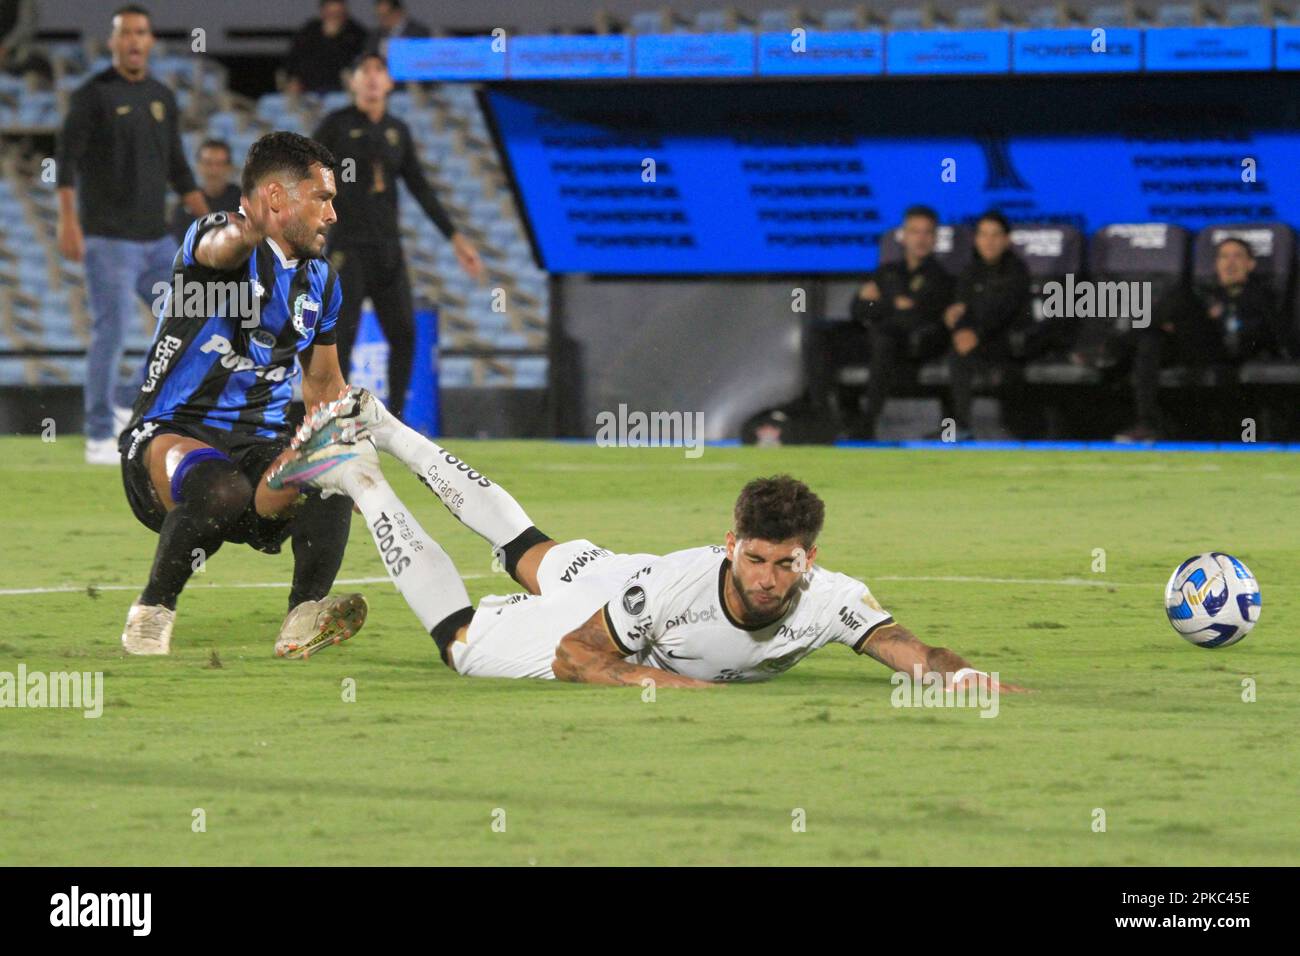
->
[140, 459, 251, 609]
[430, 605, 476, 667]
[287, 491, 354, 610]
[499, 525, 552, 583]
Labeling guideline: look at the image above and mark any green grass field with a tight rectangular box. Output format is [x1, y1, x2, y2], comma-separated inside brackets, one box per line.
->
[1, 437, 1296, 865]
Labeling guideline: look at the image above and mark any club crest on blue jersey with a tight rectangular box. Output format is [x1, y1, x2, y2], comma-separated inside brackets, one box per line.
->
[292, 293, 321, 338]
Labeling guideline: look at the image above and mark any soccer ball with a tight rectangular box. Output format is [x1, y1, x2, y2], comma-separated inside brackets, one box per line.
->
[1164, 553, 1261, 648]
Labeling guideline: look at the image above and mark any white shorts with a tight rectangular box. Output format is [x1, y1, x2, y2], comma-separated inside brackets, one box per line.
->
[449, 539, 655, 680]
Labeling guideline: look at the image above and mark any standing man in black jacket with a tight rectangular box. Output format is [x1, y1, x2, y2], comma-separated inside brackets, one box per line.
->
[313, 52, 483, 420]
[849, 205, 954, 439]
[57, 4, 208, 465]
[942, 211, 1031, 440]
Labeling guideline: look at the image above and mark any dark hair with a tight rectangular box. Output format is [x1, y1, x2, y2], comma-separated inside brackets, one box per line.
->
[733, 475, 825, 548]
[197, 138, 232, 161]
[241, 131, 336, 196]
[351, 51, 388, 71]
[376, 0, 403, 8]
[112, 4, 151, 24]
[976, 209, 1011, 234]
[1216, 236, 1255, 259]
[902, 204, 939, 227]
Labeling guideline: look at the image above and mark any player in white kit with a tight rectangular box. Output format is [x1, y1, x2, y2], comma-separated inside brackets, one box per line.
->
[269, 389, 1024, 692]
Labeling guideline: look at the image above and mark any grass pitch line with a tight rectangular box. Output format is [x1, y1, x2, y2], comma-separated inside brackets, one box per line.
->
[0, 572, 1156, 598]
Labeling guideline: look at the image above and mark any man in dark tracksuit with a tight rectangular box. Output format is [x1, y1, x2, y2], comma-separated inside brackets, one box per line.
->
[313, 52, 483, 420]
[943, 211, 1031, 439]
[1116, 237, 1290, 442]
[849, 205, 954, 439]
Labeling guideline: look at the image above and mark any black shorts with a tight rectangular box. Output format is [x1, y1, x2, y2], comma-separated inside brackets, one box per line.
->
[119, 419, 298, 554]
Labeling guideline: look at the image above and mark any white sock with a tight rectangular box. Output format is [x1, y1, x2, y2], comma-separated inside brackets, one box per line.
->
[339, 462, 471, 632]
[370, 412, 534, 551]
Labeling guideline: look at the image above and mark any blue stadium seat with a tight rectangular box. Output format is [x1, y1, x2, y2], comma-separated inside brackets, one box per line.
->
[255, 93, 292, 123]
[388, 91, 414, 117]
[1088, 2, 1140, 26]
[953, 4, 1009, 29]
[1223, 2, 1278, 25]
[437, 357, 471, 387]
[629, 10, 672, 33]
[1023, 3, 1071, 28]
[694, 8, 752, 32]
[821, 5, 869, 30]
[757, 8, 800, 31]
[1155, 2, 1206, 26]
[887, 7, 936, 31]
[320, 91, 351, 114]
[207, 110, 242, 140]
[1079, 222, 1190, 375]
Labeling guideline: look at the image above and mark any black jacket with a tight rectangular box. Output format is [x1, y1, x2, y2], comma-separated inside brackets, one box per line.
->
[951, 250, 1032, 343]
[313, 106, 456, 247]
[56, 68, 196, 240]
[849, 254, 954, 331]
[285, 17, 368, 93]
[1177, 274, 1290, 361]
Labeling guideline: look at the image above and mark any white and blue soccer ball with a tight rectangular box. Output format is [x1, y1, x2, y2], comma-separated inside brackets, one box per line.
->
[1164, 553, 1261, 648]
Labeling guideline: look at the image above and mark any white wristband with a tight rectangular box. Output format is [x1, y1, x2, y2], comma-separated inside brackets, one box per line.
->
[951, 667, 986, 684]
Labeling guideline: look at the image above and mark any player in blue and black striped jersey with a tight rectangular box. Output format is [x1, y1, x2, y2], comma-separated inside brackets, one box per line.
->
[117, 132, 367, 660]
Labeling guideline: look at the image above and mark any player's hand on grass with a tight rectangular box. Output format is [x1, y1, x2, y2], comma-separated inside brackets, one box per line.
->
[947, 671, 1029, 694]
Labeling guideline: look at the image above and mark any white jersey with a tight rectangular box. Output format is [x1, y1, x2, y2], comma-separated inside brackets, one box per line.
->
[603, 546, 894, 682]
[450, 540, 894, 683]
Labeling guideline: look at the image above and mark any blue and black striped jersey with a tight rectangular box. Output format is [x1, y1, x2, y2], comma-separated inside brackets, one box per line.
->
[126, 212, 341, 442]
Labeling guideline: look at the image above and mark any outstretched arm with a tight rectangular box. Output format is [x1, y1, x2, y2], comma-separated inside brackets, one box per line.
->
[862, 622, 1027, 692]
[300, 344, 347, 411]
[552, 609, 716, 689]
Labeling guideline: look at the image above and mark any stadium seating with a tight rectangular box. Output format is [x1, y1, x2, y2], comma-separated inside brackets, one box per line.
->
[1192, 222, 1300, 387]
[1222, 1, 1287, 26]
[878, 223, 973, 276]
[0, 38, 548, 394]
[6, 9, 1300, 435]
[824, 215, 1300, 437]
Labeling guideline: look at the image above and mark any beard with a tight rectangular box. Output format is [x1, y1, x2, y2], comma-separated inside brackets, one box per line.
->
[727, 567, 790, 627]
[282, 217, 327, 259]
